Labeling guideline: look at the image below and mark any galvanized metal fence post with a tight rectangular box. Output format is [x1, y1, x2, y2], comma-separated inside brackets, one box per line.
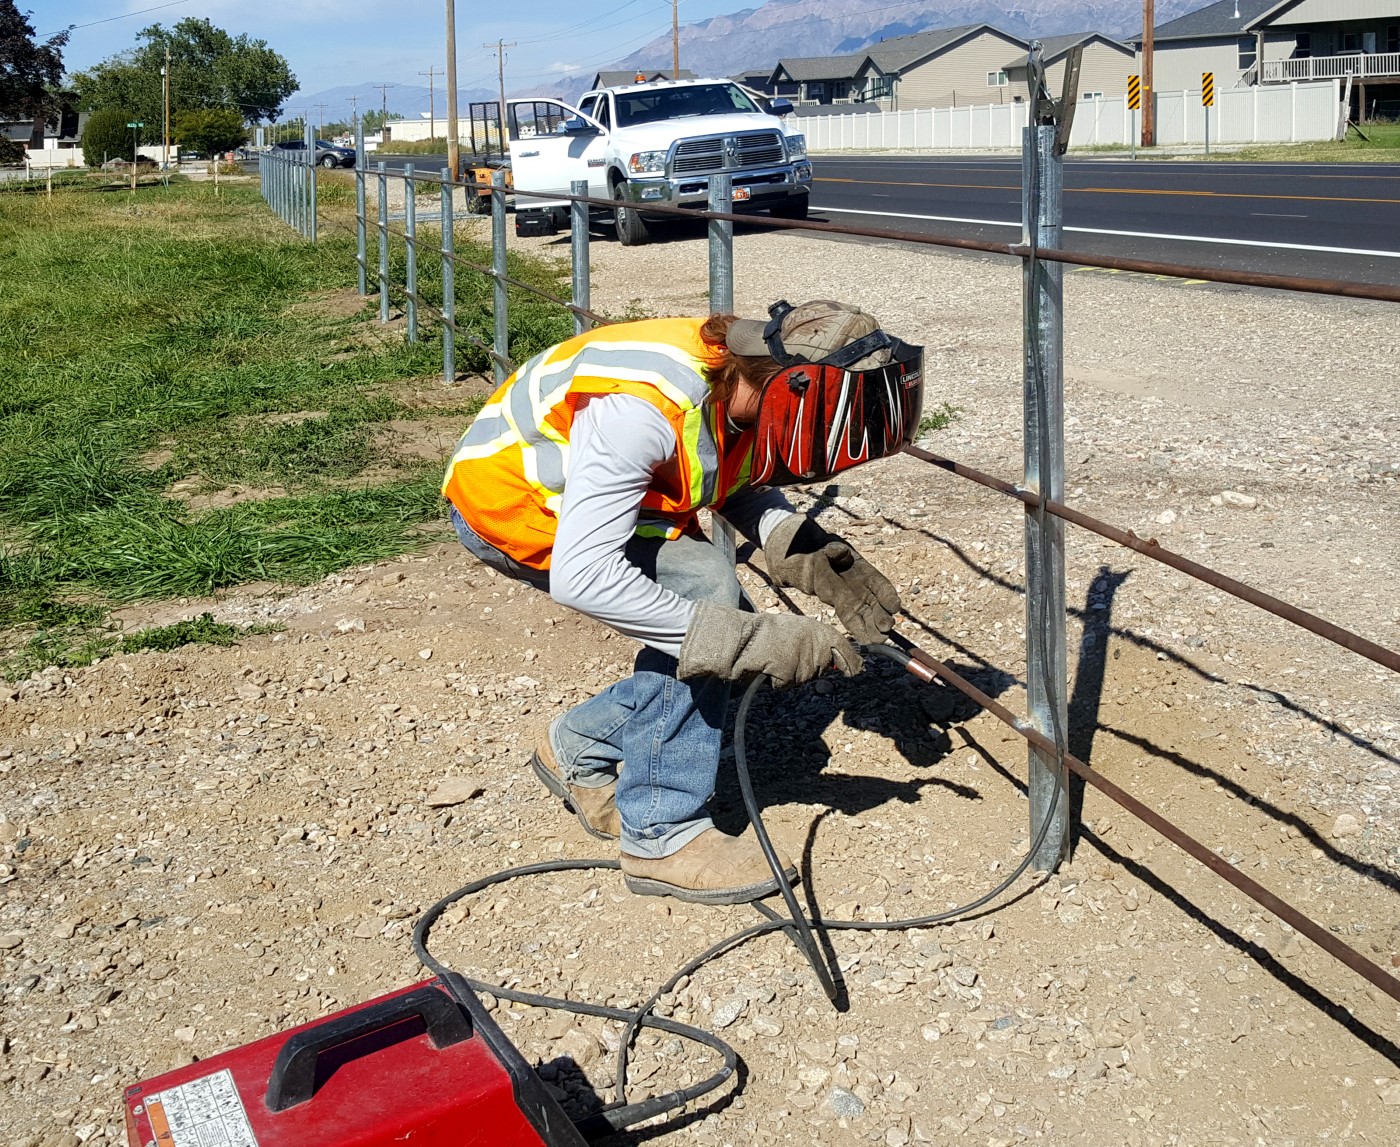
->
[570, 179, 591, 336]
[441, 167, 456, 385]
[708, 173, 734, 313]
[377, 161, 390, 324]
[355, 120, 367, 294]
[403, 162, 418, 343]
[1022, 122, 1070, 873]
[304, 121, 317, 243]
[491, 169, 509, 383]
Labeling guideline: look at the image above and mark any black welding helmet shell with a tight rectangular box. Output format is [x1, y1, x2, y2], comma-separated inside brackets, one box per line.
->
[741, 301, 925, 488]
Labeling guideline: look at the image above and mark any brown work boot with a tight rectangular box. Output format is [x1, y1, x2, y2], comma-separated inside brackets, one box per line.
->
[620, 828, 799, 906]
[530, 738, 619, 841]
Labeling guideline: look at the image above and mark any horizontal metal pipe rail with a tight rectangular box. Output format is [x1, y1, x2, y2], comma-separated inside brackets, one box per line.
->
[356, 163, 1400, 1004]
[902, 445, 1400, 675]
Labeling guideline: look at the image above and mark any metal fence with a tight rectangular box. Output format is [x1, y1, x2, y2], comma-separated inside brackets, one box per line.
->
[254, 115, 1400, 1015]
[257, 124, 317, 241]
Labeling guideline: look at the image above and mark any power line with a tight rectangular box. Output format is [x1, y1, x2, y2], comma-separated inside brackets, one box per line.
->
[515, 0, 651, 46]
[42, 0, 191, 38]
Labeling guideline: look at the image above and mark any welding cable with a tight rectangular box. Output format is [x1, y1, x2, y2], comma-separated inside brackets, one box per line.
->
[415, 642, 1066, 1137]
[413, 859, 746, 1135]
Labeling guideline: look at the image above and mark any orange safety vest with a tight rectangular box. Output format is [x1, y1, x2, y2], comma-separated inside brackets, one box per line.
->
[441, 318, 755, 570]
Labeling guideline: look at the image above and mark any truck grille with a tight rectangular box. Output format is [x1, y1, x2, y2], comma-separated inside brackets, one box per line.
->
[671, 131, 785, 176]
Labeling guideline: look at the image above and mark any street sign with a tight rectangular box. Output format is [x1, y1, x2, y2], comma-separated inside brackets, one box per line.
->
[1127, 75, 1140, 111]
[1202, 73, 1215, 107]
[126, 121, 145, 128]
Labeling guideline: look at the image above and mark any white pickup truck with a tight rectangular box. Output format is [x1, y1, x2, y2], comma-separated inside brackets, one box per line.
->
[508, 78, 811, 245]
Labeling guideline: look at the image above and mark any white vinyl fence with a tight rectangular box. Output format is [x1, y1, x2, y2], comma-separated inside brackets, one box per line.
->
[804, 79, 1343, 151]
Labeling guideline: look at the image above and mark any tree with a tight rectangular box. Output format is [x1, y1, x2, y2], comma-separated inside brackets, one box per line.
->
[362, 109, 403, 134]
[72, 17, 295, 126]
[175, 107, 245, 156]
[0, 2, 69, 122]
[80, 107, 134, 166]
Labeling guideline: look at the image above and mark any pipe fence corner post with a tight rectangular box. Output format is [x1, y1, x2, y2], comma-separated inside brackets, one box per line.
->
[491, 168, 509, 383]
[1022, 122, 1071, 874]
[403, 162, 418, 343]
[570, 179, 591, 335]
[355, 120, 367, 295]
[708, 173, 734, 314]
[377, 160, 390, 325]
[441, 166, 456, 386]
[304, 121, 317, 243]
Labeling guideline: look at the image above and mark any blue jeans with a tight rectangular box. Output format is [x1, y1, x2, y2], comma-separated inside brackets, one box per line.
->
[450, 507, 738, 858]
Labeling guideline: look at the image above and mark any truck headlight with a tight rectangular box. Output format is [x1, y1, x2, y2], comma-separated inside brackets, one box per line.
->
[628, 150, 668, 175]
[785, 134, 807, 160]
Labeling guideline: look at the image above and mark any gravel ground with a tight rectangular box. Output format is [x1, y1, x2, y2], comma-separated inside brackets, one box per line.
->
[2, 214, 1397, 1147]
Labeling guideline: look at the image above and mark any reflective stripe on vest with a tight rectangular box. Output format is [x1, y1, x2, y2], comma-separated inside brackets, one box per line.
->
[440, 319, 746, 570]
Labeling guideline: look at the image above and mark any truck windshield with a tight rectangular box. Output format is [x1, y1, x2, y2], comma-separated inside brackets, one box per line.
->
[613, 84, 760, 126]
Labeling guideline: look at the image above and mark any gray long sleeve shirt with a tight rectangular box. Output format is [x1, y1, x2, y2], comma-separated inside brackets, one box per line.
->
[549, 393, 793, 656]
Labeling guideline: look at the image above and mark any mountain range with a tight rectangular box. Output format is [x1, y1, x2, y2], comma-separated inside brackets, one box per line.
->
[558, 0, 1201, 99]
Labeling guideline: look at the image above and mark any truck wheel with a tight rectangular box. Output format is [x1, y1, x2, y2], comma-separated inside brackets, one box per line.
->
[612, 181, 651, 246]
[770, 196, 809, 220]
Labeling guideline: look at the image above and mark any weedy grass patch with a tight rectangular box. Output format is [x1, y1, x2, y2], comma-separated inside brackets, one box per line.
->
[0, 179, 572, 677]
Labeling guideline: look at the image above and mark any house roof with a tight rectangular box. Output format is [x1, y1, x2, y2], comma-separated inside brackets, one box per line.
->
[1004, 31, 1131, 69]
[771, 53, 870, 83]
[863, 23, 1022, 74]
[1129, 0, 1277, 45]
[591, 69, 697, 88]
[1035, 31, 1131, 60]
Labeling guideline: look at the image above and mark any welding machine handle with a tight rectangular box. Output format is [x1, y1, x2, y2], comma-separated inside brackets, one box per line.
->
[264, 982, 472, 1112]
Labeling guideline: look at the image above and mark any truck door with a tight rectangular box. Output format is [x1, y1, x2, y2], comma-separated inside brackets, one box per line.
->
[508, 99, 607, 210]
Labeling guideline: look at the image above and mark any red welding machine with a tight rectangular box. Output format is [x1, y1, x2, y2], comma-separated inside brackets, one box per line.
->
[123, 975, 588, 1147]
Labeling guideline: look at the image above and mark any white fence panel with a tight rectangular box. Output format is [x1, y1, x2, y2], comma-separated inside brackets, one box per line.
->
[802, 79, 1338, 150]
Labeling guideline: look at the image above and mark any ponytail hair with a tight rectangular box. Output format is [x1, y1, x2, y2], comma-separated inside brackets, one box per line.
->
[699, 314, 783, 406]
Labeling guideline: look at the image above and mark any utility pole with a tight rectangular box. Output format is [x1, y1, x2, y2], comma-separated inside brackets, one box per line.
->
[162, 46, 171, 171]
[314, 102, 330, 136]
[484, 39, 516, 154]
[1142, 0, 1155, 147]
[347, 95, 360, 130]
[446, 0, 460, 177]
[672, 0, 680, 79]
[419, 65, 441, 136]
[372, 83, 394, 133]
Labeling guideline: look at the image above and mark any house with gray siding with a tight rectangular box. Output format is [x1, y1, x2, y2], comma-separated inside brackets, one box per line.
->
[1132, 0, 1400, 120]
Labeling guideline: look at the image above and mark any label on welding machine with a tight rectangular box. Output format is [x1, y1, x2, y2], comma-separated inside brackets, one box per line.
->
[143, 1068, 259, 1147]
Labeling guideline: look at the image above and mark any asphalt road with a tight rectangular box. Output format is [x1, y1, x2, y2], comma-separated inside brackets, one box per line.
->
[807, 155, 1400, 287]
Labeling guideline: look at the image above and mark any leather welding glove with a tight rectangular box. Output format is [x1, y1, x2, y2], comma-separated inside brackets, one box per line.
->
[762, 514, 902, 646]
[677, 601, 862, 689]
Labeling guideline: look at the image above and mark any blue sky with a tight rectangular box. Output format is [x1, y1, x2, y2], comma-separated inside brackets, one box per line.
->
[48, 0, 746, 100]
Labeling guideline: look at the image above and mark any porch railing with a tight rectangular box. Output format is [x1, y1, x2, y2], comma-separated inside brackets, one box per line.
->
[1262, 51, 1400, 82]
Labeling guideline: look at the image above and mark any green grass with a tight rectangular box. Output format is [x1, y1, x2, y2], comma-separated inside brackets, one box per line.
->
[1229, 120, 1400, 162]
[0, 178, 574, 678]
[2, 611, 284, 680]
[918, 403, 961, 436]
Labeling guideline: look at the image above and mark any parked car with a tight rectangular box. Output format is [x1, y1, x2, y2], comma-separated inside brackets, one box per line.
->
[101, 155, 158, 171]
[271, 139, 356, 167]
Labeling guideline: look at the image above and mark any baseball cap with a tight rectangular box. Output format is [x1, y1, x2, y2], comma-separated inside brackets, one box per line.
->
[726, 300, 894, 369]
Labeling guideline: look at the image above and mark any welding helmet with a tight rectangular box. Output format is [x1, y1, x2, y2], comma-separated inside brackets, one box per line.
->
[727, 300, 924, 487]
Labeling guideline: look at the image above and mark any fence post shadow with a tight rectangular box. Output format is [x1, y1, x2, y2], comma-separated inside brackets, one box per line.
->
[1068, 565, 1131, 849]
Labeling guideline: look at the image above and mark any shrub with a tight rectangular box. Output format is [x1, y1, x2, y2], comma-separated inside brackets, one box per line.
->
[175, 108, 247, 158]
[81, 108, 135, 167]
[0, 136, 23, 165]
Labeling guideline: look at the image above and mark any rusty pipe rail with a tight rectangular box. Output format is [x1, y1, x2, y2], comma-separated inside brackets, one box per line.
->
[902, 445, 1400, 676]
[885, 631, 1400, 1007]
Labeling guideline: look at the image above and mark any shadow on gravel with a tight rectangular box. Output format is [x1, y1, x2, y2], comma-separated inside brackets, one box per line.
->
[881, 509, 1400, 772]
[869, 512, 1400, 896]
